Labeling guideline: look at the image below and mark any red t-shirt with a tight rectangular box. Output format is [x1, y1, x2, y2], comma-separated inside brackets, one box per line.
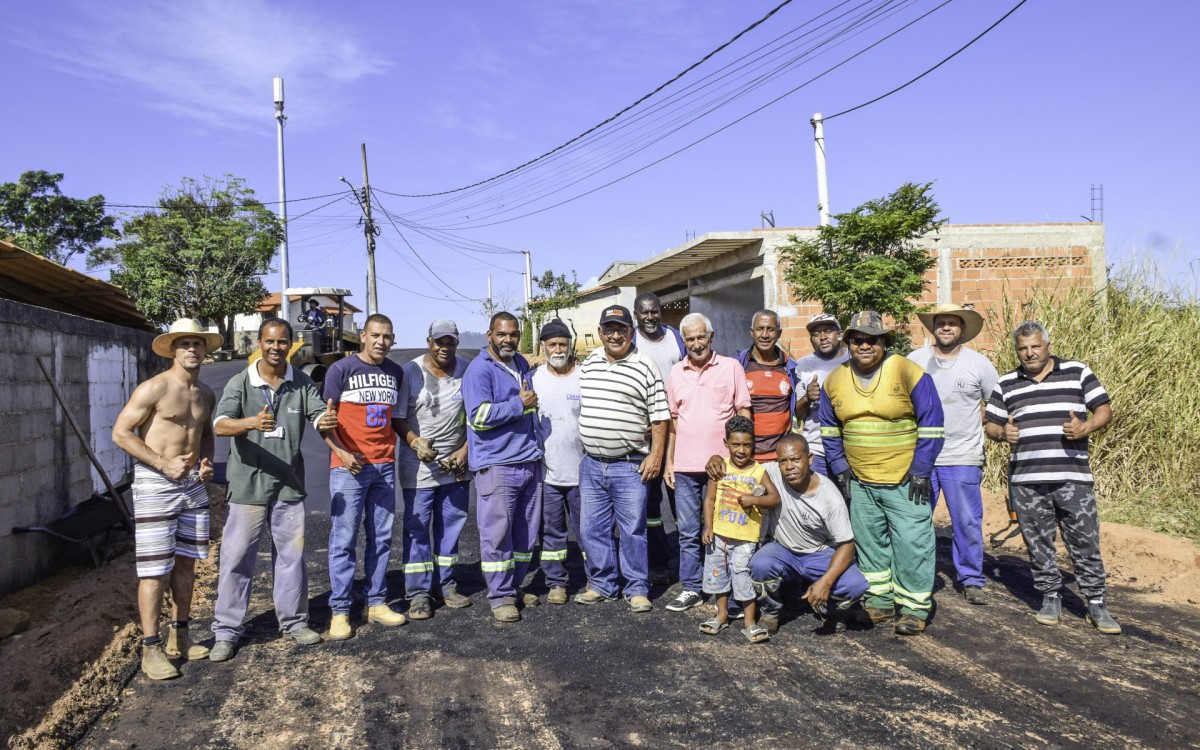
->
[321, 355, 406, 467]
[745, 359, 792, 460]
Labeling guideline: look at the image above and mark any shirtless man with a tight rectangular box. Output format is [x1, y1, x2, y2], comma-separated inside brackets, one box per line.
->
[113, 319, 221, 680]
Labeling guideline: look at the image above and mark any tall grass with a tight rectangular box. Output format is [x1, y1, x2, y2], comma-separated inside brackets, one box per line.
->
[983, 267, 1200, 542]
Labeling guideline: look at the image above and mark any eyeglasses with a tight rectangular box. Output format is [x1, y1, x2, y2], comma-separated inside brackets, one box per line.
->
[846, 335, 882, 347]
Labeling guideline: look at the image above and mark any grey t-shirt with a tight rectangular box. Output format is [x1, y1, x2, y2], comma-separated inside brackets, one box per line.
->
[907, 346, 999, 467]
[765, 463, 854, 554]
[794, 350, 849, 455]
[532, 364, 583, 486]
[398, 356, 470, 489]
[635, 329, 680, 389]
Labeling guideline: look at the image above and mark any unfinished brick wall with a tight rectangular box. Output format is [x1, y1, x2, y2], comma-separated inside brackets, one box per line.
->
[773, 223, 1103, 359]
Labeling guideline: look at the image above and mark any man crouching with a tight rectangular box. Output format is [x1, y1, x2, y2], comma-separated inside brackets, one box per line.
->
[113, 319, 221, 680]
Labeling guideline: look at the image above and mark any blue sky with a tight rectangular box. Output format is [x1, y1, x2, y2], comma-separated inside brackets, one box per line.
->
[4, 0, 1197, 343]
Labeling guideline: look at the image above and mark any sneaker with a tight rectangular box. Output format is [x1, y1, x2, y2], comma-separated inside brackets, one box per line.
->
[165, 625, 210, 660]
[665, 590, 704, 612]
[328, 614, 353, 641]
[574, 589, 610, 605]
[758, 612, 781, 634]
[628, 595, 653, 613]
[408, 595, 433, 620]
[141, 644, 180, 680]
[283, 625, 323, 646]
[367, 605, 408, 627]
[442, 590, 472, 609]
[1035, 593, 1062, 626]
[492, 604, 521, 622]
[894, 614, 927, 636]
[547, 586, 569, 605]
[962, 586, 988, 606]
[521, 589, 541, 607]
[208, 640, 237, 662]
[1086, 598, 1122, 635]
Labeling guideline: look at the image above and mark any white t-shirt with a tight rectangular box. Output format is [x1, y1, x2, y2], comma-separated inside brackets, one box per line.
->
[794, 350, 849, 456]
[397, 356, 470, 489]
[635, 329, 680, 389]
[532, 364, 583, 486]
[765, 464, 854, 554]
[908, 346, 999, 467]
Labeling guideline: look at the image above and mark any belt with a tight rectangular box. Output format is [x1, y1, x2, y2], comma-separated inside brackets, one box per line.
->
[588, 452, 646, 463]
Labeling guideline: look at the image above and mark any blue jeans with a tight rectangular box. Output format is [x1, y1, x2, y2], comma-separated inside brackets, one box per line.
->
[402, 482, 470, 599]
[931, 465, 986, 588]
[749, 542, 869, 616]
[579, 455, 649, 599]
[673, 472, 708, 593]
[328, 463, 396, 614]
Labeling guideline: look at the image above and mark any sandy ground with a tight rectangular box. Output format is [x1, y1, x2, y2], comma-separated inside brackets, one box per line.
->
[2, 483, 1197, 749]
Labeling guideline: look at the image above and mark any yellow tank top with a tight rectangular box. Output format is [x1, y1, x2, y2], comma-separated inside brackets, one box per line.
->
[821, 355, 926, 484]
[712, 458, 766, 542]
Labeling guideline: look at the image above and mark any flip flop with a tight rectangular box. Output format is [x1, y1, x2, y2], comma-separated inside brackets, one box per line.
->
[742, 625, 770, 644]
[699, 618, 729, 635]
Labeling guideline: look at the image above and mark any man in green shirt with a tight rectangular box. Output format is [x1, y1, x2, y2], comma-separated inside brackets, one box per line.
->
[209, 318, 338, 661]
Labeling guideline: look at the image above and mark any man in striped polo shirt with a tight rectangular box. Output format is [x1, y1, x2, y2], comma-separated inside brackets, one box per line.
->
[985, 321, 1120, 634]
[575, 305, 669, 612]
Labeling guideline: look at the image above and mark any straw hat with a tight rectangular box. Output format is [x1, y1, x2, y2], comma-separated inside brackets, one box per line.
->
[917, 303, 984, 344]
[152, 318, 223, 358]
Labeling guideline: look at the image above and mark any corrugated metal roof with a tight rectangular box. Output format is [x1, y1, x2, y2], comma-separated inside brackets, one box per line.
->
[0, 240, 156, 331]
[601, 233, 763, 288]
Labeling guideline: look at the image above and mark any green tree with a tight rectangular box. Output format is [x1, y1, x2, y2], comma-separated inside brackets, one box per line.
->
[521, 269, 581, 353]
[0, 170, 119, 266]
[779, 181, 945, 347]
[98, 176, 283, 343]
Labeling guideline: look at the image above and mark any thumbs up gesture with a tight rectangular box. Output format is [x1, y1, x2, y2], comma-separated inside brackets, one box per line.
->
[317, 399, 339, 430]
[1062, 411, 1089, 440]
[1003, 415, 1020, 445]
[198, 457, 215, 482]
[519, 378, 538, 409]
[254, 403, 276, 432]
[806, 374, 821, 403]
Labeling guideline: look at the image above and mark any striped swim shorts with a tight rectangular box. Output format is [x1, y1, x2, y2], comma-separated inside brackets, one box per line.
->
[132, 464, 211, 578]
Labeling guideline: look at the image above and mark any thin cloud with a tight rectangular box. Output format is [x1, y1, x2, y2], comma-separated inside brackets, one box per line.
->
[13, 0, 387, 132]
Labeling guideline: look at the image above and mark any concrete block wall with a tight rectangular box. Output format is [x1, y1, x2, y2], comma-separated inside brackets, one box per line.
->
[0, 299, 158, 596]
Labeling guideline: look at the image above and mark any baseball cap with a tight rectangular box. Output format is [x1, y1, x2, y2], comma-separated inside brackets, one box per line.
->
[428, 319, 459, 341]
[598, 305, 633, 327]
[805, 312, 841, 331]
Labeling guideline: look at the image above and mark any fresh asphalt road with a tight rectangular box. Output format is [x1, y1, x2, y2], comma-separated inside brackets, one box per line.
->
[79, 352, 1200, 749]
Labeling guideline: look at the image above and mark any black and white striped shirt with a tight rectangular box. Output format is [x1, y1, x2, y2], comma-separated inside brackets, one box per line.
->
[578, 347, 669, 458]
[985, 357, 1110, 484]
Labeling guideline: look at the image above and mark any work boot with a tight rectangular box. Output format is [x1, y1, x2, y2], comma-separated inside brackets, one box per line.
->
[208, 640, 237, 662]
[367, 605, 408, 627]
[894, 614, 927, 636]
[1035, 593, 1062, 626]
[442, 590, 473, 609]
[547, 586, 569, 605]
[628, 595, 653, 613]
[283, 625, 323, 645]
[854, 606, 896, 626]
[573, 589, 611, 605]
[165, 624, 210, 660]
[328, 614, 353, 641]
[142, 644, 181, 680]
[1086, 598, 1122, 635]
[492, 604, 521, 622]
[521, 589, 541, 607]
[962, 586, 988, 606]
[758, 612, 781, 634]
[408, 595, 433, 620]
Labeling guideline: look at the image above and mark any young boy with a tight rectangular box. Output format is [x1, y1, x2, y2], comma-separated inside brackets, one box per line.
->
[700, 415, 780, 643]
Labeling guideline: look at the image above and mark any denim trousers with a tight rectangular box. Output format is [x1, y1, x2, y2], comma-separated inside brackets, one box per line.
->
[672, 472, 708, 593]
[930, 465, 986, 588]
[402, 481, 471, 599]
[328, 463, 397, 614]
[579, 455, 649, 599]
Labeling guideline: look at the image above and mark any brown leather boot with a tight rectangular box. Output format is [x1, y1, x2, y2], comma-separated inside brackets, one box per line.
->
[165, 623, 210, 660]
[142, 643, 181, 680]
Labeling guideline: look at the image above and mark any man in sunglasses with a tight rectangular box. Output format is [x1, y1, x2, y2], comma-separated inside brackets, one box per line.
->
[819, 311, 944, 635]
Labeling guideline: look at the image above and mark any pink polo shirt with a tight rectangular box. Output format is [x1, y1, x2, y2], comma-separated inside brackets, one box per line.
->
[667, 353, 751, 472]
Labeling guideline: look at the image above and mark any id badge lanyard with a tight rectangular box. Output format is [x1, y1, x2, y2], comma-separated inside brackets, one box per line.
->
[258, 384, 285, 438]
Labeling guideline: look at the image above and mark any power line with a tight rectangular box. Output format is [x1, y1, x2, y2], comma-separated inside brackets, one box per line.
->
[104, 190, 356, 211]
[825, 0, 1030, 120]
[379, 0, 799, 198]
[377, 275, 479, 307]
[371, 197, 477, 301]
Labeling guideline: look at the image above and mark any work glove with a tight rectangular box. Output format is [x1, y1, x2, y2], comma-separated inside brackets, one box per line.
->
[833, 470, 853, 502]
[411, 437, 438, 462]
[907, 473, 932, 505]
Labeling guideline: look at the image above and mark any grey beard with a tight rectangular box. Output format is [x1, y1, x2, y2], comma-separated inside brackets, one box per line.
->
[548, 353, 569, 369]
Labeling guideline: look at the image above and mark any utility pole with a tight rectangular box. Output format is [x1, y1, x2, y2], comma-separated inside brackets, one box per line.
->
[811, 112, 831, 227]
[487, 274, 494, 315]
[341, 145, 380, 316]
[273, 76, 291, 323]
[523, 250, 533, 306]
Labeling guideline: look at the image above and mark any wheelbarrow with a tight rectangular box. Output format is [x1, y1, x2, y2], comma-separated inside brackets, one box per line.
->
[13, 484, 133, 568]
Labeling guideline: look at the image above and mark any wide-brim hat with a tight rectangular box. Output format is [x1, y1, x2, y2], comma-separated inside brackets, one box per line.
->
[917, 303, 984, 344]
[152, 318, 223, 358]
[844, 310, 893, 342]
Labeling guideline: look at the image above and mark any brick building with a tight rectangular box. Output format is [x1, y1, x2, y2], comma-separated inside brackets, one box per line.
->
[562, 222, 1104, 358]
